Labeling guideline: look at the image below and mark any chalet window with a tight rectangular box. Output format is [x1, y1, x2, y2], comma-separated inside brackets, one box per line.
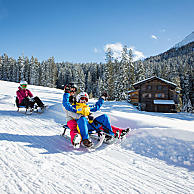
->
[157, 85, 162, 90]
[147, 85, 152, 90]
[155, 93, 165, 98]
[142, 93, 151, 98]
[131, 93, 138, 98]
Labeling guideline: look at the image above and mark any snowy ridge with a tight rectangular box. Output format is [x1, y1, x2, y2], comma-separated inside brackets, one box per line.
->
[0, 80, 194, 194]
[174, 31, 194, 48]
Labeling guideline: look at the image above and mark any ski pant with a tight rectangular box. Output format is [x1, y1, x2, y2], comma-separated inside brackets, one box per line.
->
[67, 119, 79, 144]
[99, 125, 123, 138]
[77, 114, 115, 140]
[67, 114, 124, 144]
[19, 96, 44, 108]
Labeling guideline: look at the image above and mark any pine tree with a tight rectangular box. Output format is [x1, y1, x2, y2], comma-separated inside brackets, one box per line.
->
[180, 71, 192, 112]
[24, 57, 30, 83]
[30, 56, 40, 85]
[128, 49, 135, 89]
[134, 60, 145, 82]
[86, 71, 92, 95]
[115, 46, 134, 100]
[0, 55, 3, 80]
[40, 61, 47, 86]
[48, 57, 57, 88]
[18, 55, 25, 81]
[12, 59, 18, 82]
[2, 54, 9, 80]
[7, 57, 14, 81]
[103, 47, 114, 100]
[73, 64, 85, 91]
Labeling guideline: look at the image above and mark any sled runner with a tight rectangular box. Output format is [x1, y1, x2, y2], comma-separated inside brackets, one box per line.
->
[61, 125, 106, 149]
[61, 124, 131, 149]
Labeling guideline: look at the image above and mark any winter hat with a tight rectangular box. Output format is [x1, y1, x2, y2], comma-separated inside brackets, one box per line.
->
[20, 80, 28, 89]
[76, 92, 89, 102]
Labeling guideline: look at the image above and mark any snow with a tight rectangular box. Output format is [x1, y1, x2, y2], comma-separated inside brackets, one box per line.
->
[174, 31, 194, 48]
[153, 100, 175, 105]
[0, 80, 194, 194]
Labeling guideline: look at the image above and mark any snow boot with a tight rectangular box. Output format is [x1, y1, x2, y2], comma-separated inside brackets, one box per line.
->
[40, 104, 46, 111]
[26, 107, 34, 114]
[120, 128, 130, 139]
[104, 134, 115, 143]
[73, 134, 82, 148]
[114, 130, 120, 139]
[82, 139, 93, 148]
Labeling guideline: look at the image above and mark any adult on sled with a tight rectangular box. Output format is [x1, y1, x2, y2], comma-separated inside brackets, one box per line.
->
[63, 90, 114, 147]
[16, 81, 45, 110]
[62, 84, 129, 148]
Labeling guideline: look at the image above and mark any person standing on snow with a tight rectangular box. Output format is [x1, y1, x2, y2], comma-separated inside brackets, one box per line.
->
[16, 81, 45, 110]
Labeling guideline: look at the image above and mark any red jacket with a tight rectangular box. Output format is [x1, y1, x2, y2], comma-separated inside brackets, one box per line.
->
[16, 87, 33, 104]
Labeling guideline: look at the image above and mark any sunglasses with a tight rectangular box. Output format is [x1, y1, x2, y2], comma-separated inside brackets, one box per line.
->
[21, 84, 27, 88]
[80, 97, 88, 102]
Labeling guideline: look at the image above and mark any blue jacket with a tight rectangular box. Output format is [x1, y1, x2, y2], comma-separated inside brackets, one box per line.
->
[62, 93, 104, 113]
[62, 93, 77, 113]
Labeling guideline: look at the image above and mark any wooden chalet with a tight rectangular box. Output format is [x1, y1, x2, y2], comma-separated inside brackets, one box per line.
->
[128, 76, 179, 113]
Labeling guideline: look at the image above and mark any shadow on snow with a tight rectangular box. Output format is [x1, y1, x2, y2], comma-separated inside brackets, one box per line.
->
[122, 132, 194, 171]
[0, 133, 90, 155]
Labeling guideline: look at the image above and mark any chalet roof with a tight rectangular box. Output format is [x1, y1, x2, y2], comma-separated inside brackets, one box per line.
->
[133, 76, 177, 89]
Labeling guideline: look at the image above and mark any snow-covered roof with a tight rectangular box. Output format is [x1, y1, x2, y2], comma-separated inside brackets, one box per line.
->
[153, 100, 175, 105]
[133, 76, 177, 88]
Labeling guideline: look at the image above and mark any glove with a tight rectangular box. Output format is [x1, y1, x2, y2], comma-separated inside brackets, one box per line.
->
[88, 114, 94, 123]
[88, 114, 94, 121]
[69, 95, 76, 104]
[64, 84, 71, 93]
[101, 92, 108, 100]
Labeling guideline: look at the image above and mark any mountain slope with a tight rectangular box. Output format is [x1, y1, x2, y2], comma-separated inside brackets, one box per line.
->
[174, 31, 194, 48]
[0, 80, 193, 194]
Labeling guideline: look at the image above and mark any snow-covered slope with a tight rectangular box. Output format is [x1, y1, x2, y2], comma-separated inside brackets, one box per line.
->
[0, 80, 193, 194]
[174, 31, 194, 48]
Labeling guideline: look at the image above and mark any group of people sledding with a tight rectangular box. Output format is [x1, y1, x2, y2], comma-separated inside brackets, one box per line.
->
[62, 83, 129, 148]
[16, 81, 129, 148]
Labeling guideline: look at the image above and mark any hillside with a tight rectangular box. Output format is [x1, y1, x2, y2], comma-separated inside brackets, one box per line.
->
[174, 32, 194, 48]
[0, 80, 193, 193]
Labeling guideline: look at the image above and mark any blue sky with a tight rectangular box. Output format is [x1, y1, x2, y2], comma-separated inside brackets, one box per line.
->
[0, 0, 194, 63]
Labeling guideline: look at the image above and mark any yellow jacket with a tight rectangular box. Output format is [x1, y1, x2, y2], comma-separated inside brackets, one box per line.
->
[76, 103, 90, 116]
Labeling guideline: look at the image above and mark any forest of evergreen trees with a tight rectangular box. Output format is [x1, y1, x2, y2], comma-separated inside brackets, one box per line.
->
[0, 42, 193, 111]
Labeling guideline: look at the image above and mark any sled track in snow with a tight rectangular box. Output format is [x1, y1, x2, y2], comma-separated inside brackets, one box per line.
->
[0, 109, 193, 193]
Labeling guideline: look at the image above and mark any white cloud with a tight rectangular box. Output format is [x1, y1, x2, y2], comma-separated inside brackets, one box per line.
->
[94, 48, 98, 53]
[130, 47, 145, 61]
[104, 42, 145, 61]
[151, 35, 158, 40]
[104, 42, 123, 59]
